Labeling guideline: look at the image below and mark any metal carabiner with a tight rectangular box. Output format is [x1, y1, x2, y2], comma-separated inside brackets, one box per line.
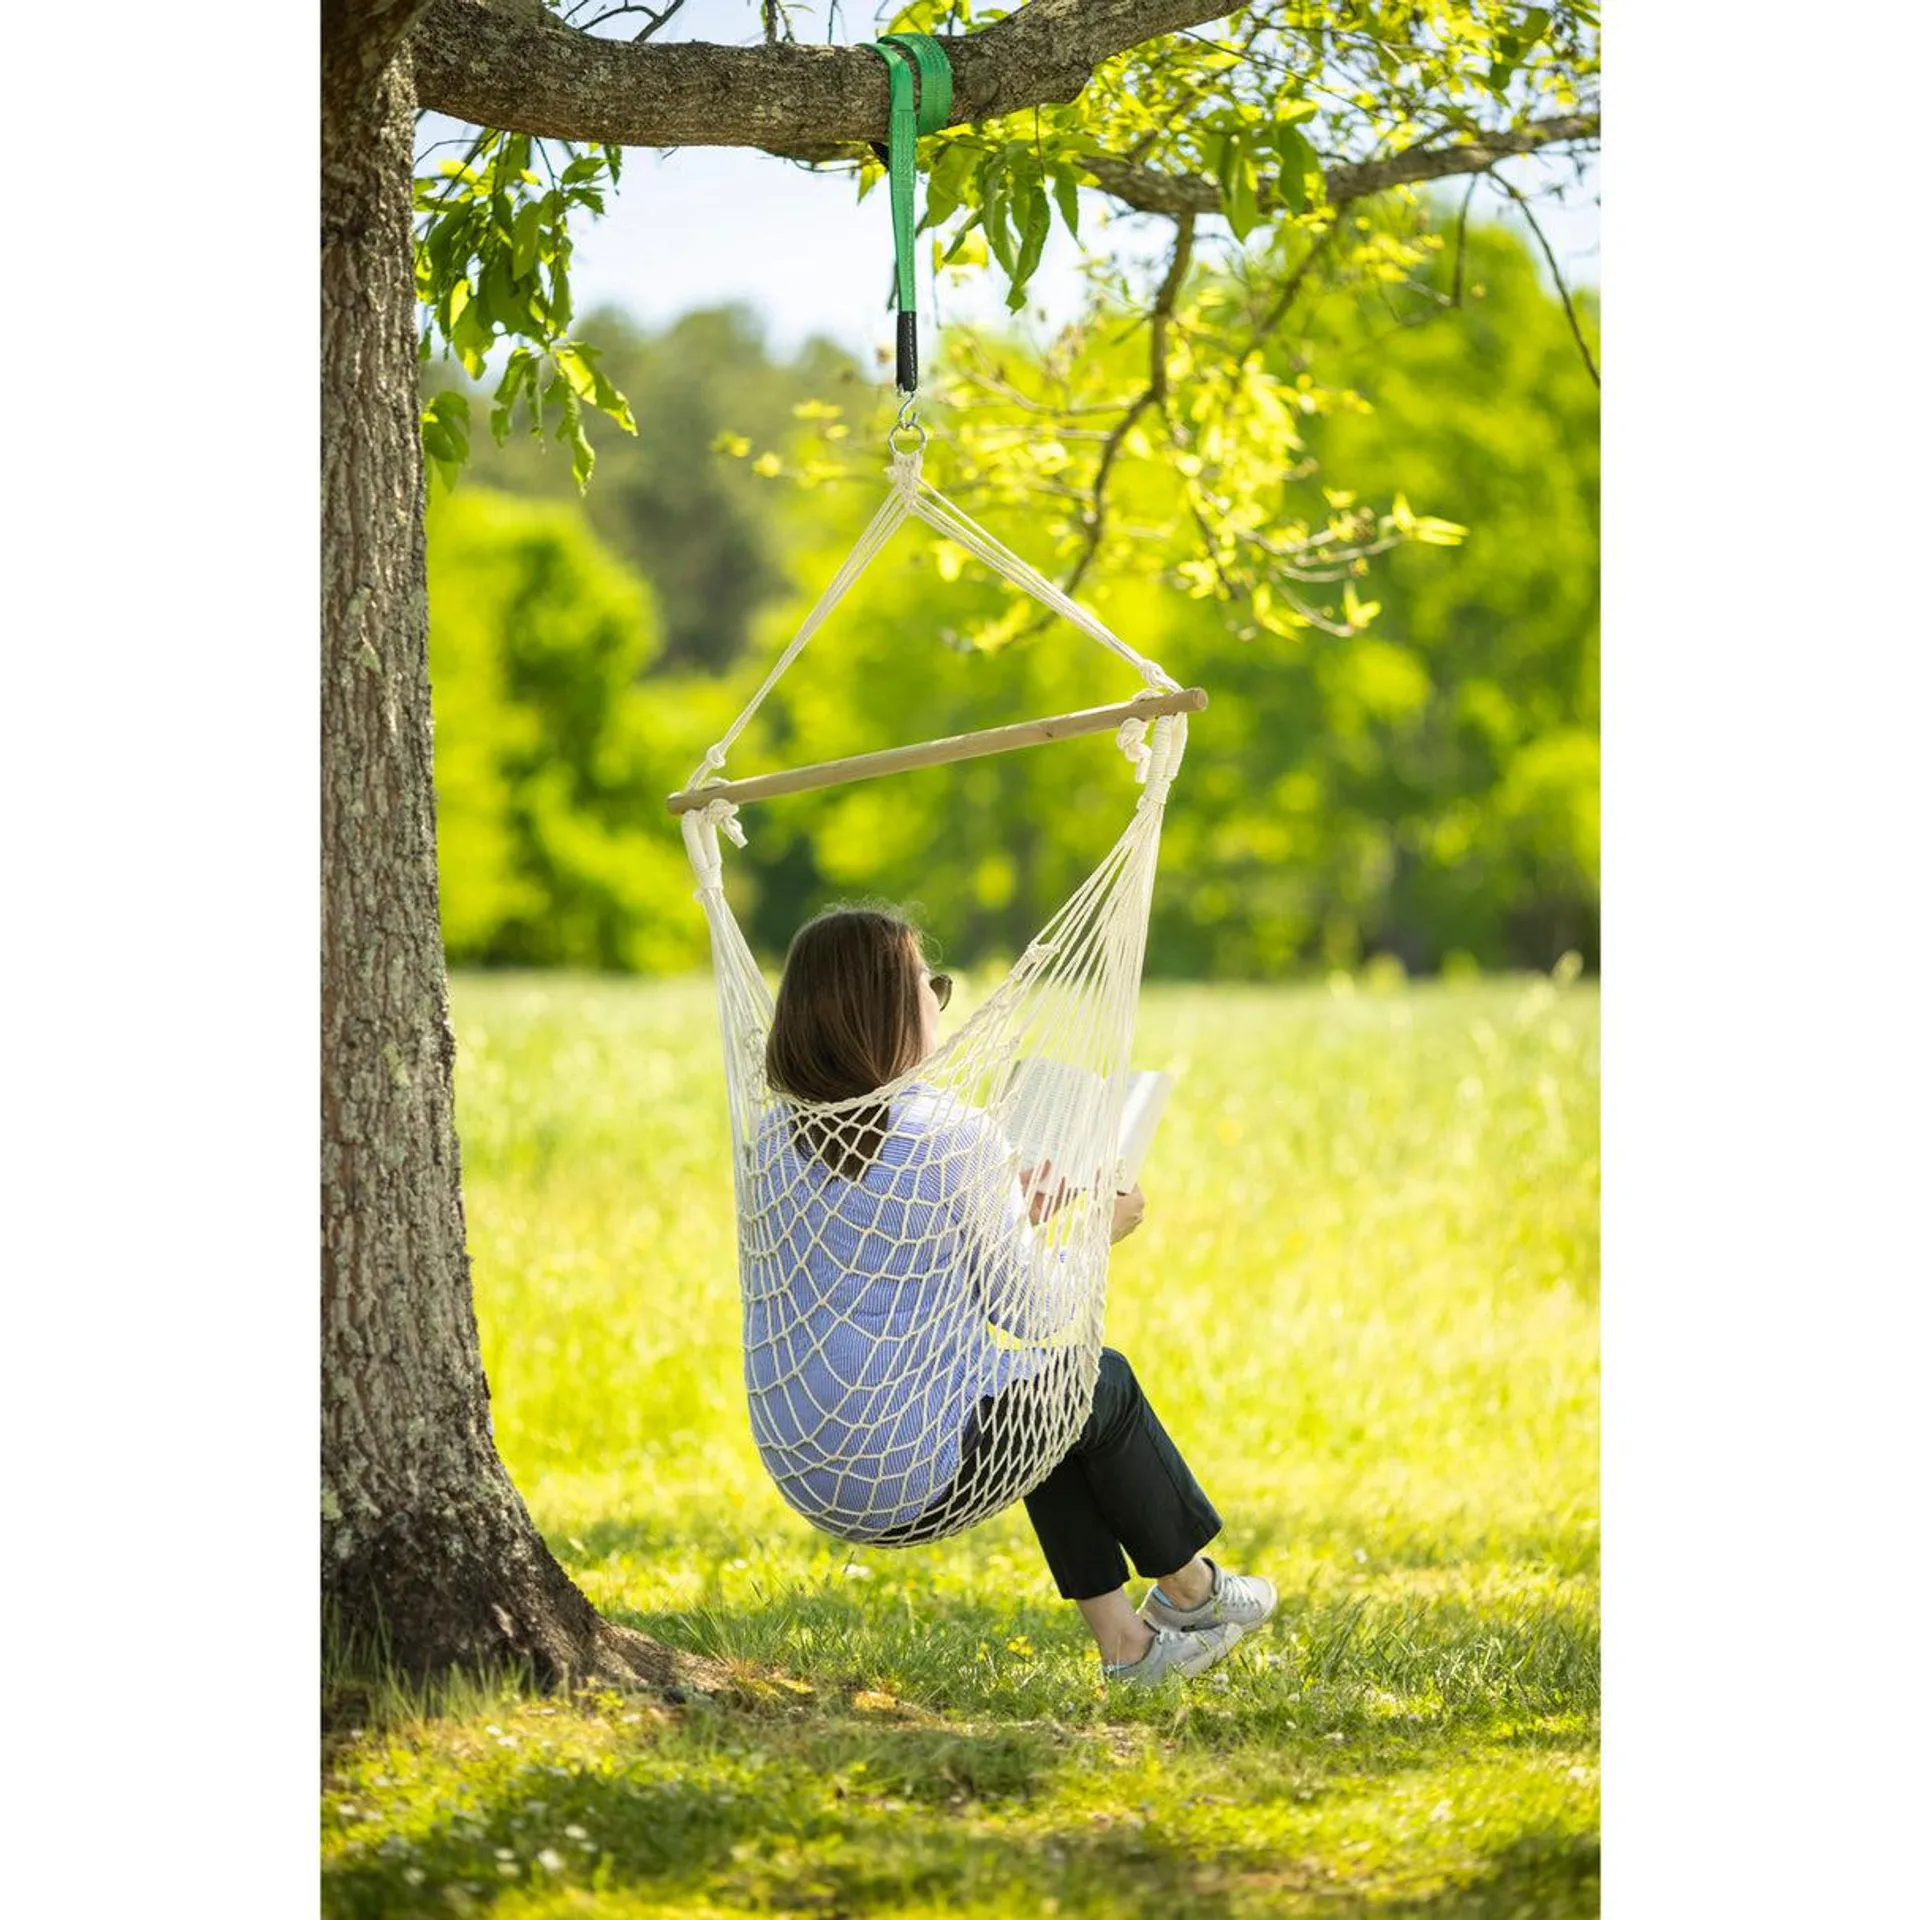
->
[887, 394, 927, 456]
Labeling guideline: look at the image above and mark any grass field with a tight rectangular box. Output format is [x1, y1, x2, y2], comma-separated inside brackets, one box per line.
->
[323, 969, 1599, 1917]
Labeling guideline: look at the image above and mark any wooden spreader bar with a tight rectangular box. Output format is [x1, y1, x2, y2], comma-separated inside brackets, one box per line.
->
[666, 687, 1208, 817]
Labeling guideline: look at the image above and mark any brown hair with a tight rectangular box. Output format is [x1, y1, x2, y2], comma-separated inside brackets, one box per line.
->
[765, 907, 928, 1180]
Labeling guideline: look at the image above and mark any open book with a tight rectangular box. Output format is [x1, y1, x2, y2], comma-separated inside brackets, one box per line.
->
[1002, 1060, 1176, 1196]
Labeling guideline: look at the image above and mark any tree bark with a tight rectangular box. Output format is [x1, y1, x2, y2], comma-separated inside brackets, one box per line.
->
[320, 18, 703, 1694]
[412, 0, 1237, 146]
[1081, 114, 1602, 219]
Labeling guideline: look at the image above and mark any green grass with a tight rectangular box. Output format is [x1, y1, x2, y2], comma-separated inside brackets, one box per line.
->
[323, 970, 1598, 1917]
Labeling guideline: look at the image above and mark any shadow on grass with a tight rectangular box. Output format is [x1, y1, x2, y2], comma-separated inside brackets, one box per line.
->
[324, 1739, 1598, 1920]
[1367, 1831, 1600, 1917]
[579, 1572, 1597, 1745]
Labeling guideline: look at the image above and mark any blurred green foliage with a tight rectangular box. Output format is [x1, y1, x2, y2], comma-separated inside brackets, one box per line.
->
[443, 307, 866, 673]
[428, 218, 1595, 979]
[426, 487, 715, 970]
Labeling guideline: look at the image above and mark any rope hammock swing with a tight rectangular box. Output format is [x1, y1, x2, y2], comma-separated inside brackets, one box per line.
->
[670, 33, 1206, 1547]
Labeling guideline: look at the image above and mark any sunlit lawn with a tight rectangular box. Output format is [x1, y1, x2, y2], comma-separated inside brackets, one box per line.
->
[323, 969, 1598, 1917]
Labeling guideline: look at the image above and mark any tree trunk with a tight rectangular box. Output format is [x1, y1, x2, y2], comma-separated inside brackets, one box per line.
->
[319, 23, 697, 1694]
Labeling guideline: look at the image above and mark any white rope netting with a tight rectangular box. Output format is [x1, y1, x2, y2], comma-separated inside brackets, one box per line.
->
[678, 449, 1190, 1544]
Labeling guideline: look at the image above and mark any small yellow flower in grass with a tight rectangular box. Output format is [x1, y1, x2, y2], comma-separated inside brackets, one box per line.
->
[1006, 1634, 1036, 1658]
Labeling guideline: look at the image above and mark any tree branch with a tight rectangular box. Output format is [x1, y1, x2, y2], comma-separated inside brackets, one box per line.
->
[1059, 213, 1195, 598]
[412, 0, 1238, 145]
[1079, 113, 1600, 219]
[1488, 166, 1600, 387]
[563, 1, 688, 38]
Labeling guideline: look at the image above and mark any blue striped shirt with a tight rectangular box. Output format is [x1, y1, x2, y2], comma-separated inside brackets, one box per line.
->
[741, 1085, 1070, 1538]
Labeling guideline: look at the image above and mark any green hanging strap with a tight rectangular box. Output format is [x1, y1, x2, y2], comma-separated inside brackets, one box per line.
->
[862, 31, 953, 394]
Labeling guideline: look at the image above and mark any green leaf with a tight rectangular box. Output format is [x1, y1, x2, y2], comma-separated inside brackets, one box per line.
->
[511, 201, 544, 279]
[1222, 136, 1262, 241]
[488, 276, 534, 338]
[1050, 162, 1081, 242]
[925, 140, 984, 230]
[557, 342, 637, 435]
[1006, 184, 1050, 311]
[1274, 124, 1322, 214]
[450, 288, 492, 378]
[984, 166, 1018, 281]
[554, 344, 596, 406]
[558, 386, 593, 491]
[420, 390, 471, 482]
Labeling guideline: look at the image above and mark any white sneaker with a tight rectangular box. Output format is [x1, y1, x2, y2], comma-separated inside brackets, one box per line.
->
[1102, 1621, 1245, 1688]
[1140, 1557, 1277, 1637]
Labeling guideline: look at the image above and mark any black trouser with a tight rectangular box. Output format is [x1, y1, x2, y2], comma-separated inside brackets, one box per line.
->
[880, 1346, 1222, 1600]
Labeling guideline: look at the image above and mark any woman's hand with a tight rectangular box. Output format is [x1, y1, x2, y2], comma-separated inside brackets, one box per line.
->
[1018, 1160, 1076, 1225]
[1111, 1184, 1146, 1244]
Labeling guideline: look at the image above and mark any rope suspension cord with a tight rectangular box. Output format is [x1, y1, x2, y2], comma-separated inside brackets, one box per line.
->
[862, 32, 953, 397]
[675, 449, 1191, 829]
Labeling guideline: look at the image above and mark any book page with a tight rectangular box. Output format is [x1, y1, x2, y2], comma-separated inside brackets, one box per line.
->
[1002, 1061, 1176, 1195]
[1114, 1071, 1175, 1193]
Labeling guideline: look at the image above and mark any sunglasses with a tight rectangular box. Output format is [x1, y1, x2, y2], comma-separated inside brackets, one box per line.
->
[927, 972, 953, 1010]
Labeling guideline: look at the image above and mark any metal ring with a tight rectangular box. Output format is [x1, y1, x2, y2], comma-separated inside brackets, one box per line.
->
[888, 392, 926, 457]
